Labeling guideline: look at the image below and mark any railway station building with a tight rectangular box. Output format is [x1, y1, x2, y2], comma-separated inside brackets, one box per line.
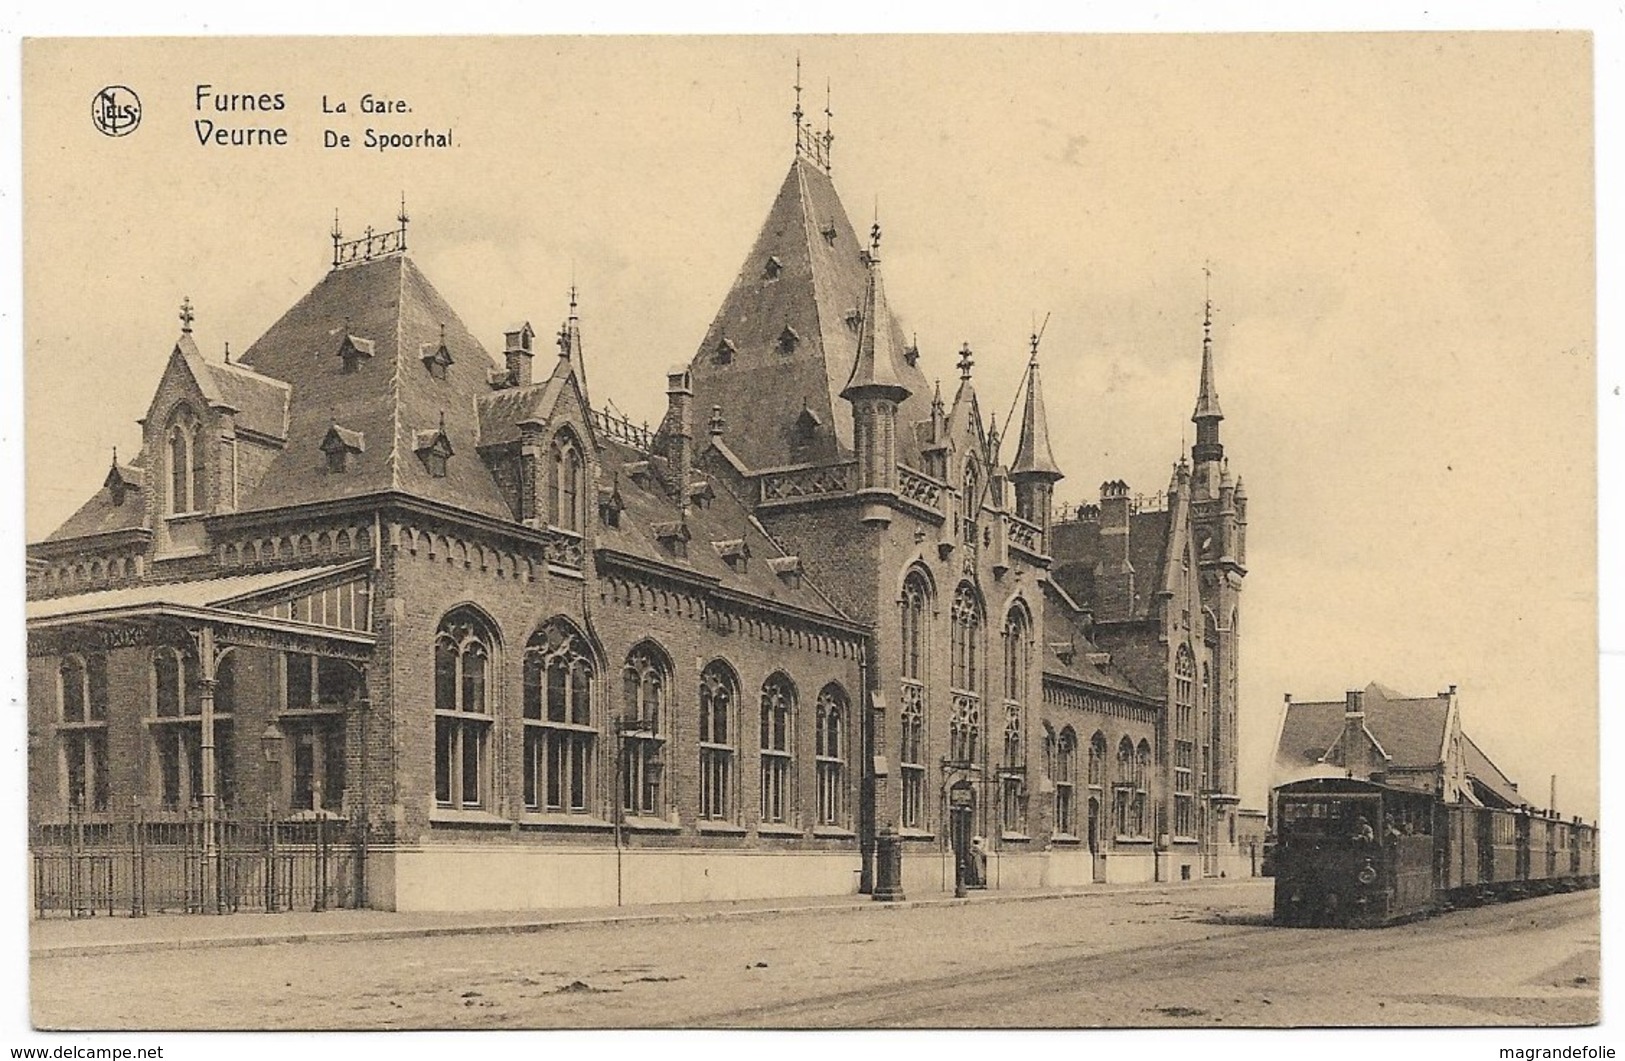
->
[26, 117, 1252, 911]
[1273, 681, 1529, 811]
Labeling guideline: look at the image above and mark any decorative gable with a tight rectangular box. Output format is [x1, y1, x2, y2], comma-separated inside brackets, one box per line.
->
[713, 337, 736, 366]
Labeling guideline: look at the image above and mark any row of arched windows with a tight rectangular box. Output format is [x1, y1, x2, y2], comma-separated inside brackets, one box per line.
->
[432, 608, 852, 827]
[1045, 727, 1154, 840]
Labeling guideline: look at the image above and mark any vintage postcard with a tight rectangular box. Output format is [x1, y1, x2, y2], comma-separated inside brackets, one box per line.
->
[11, 28, 1606, 1046]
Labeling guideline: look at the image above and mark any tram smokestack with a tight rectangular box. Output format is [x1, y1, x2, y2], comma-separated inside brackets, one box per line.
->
[1550, 774, 1557, 817]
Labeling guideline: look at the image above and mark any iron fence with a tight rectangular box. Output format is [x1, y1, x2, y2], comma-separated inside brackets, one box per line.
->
[33, 810, 366, 918]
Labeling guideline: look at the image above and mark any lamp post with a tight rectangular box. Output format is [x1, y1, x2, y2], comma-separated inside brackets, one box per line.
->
[260, 722, 283, 913]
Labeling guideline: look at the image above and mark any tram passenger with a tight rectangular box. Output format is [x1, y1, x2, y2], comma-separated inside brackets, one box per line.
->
[1351, 816, 1375, 843]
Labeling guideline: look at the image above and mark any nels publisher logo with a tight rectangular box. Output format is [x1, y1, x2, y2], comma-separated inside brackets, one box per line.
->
[92, 86, 141, 137]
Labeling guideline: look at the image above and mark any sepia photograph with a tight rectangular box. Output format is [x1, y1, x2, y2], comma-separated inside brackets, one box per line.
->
[8, 19, 1611, 1048]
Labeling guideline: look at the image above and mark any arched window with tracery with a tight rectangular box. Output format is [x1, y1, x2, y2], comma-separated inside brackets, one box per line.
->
[899, 683, 925, 830]
[1001, 704, 1025, 834]
[815, 684, 847, 826]
[1088, 731, 1107, 788]
[949, 584, 982, 764]
[1113, 736, 1135, 837]
[961, 461, 981, 546]
[699, 661, 737, 821]
[1055, 727, 1078, 837]
[759, 673, 795, 824]
[621, 642, 670, 817]
[434, 608, 496, 809]
[1003, 604, 1030, 705]
[900, 570, 929, 682]
[522, 618, 595, 813]
[899, 569, 931, 830]
[548, 431, 585, 533]
[1174, 644, 1196, 838]
[1135, 739, 1153, 837]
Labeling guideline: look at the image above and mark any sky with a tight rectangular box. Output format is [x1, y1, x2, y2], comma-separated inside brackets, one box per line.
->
[20, 32, 1599, 820]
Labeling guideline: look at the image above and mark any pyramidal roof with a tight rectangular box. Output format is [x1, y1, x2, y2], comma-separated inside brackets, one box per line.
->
[234, 254, 512, 519]
[687, 157, 933, 471]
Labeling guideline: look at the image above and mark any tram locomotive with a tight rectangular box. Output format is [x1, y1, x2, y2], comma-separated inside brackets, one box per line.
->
[1272, 777, 1599, 927]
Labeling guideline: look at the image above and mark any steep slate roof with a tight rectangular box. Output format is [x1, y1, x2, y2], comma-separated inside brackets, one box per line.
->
[235, 255, 513, 519]
[687, 157, 933, 471]
[1273, 681, 1452, 782]
[1462, 734, 1529, 808]
[1039, 588, 1148, 699]
[594, 439, 849, 622]
[205, 361, 290, 440]
[43, 462, 147, 543]
[1050, 507, 1172, 621]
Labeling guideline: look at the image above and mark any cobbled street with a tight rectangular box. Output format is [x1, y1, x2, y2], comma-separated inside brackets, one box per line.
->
[31, 880, 1598, 1029]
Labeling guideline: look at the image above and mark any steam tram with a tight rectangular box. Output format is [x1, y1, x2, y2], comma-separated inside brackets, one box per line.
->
[1272, 778, 1599, 928]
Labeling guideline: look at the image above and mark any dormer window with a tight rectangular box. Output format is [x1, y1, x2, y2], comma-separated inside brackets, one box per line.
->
[420, 336, 454, 381]
[714, 539, 750, 574]
[768, 555, 803, 590]
[844, 308, 862, 333]
[778, 326, 801, 355]
[688, 479, 715, 511]
[904, 341, 920, 367]
[414, 420, 454, 479]
[653, 520, 689, 560]
[794, 402, 822, 450]
[320, 424, 365, 474]
[713, 337, 736, 366]
[165, 407, 207, 516]
[821, 222, 838, 247]
[104, 460, 140, 508]
[597, 481, 624, 529]
[337, 334, 375, 374]
[763, 256, 783, 281]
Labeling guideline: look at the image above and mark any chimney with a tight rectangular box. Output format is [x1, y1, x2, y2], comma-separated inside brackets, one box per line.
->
[1096, 480, 1134, 618]
[667, 367, 693, 515]
[1342, 689, 1366, 778]
[504, 323, 535, 387]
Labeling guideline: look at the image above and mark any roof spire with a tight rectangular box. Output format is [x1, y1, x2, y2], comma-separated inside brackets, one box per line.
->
[1010, 319, 1064, 482]
[223, 340, 230, 364]
[839, 222, 910, 403]
[178, 297, 195, 334]
[397, 192, 410, 251]
[957, 342, 974, 381]
[823, 77, 835, 173]
[1192, 263, 1226, 466]
[792, 54, 804, 156]
[1193, 263, 1224, 425]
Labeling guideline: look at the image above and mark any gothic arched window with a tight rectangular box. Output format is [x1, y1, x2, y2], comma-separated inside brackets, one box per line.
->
[549, 431, 585, 533]
[759, 672, 796, 824]
[699, 661, 738, 821]
[621, 641, 671, 817]
[522, 618, 595, 813]
[434, 608, 497, 809]
[815, 684, 848, 826]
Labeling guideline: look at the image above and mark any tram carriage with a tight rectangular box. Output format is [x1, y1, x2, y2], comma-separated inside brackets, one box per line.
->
[1272, 777, 1598, 928]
